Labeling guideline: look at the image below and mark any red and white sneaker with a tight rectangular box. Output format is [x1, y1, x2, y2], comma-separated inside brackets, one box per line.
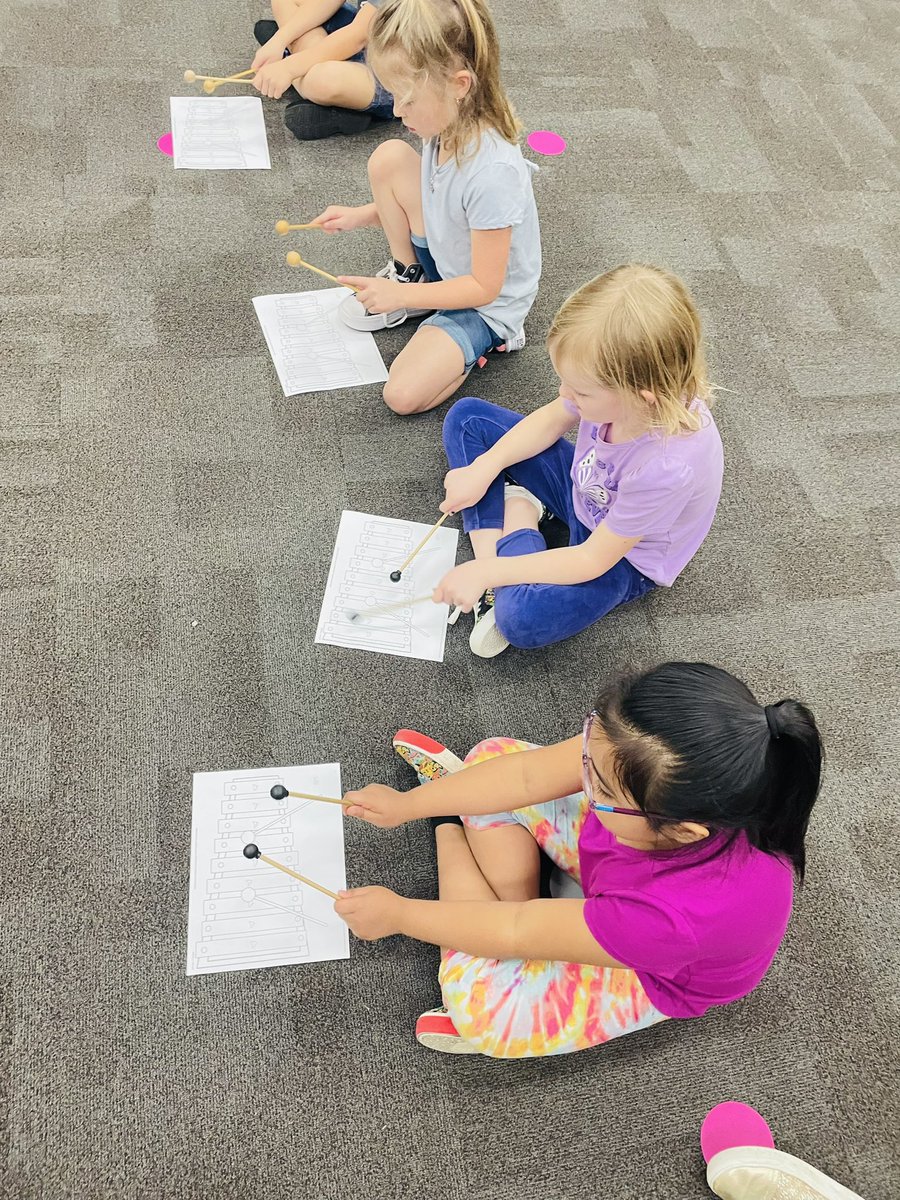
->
[415, 1006, 479, 1054]
[392, 729, 465, 781]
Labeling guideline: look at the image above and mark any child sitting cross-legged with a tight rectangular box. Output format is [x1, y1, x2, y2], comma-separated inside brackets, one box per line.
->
[251, 0, 396, 140]
[334, 662, 824, 1058]
[433, 264, 724, 657]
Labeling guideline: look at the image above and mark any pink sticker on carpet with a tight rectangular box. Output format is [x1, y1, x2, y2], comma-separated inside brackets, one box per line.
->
[527, 130, 567, 156]
[156, 132, 174, 158]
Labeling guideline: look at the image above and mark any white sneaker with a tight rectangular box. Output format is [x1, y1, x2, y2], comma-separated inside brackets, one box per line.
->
[468, 588, 510, 658]
[707, 1146, 866, 1200]
[500, 329, 526, 352]
[338, 258, 434, 331]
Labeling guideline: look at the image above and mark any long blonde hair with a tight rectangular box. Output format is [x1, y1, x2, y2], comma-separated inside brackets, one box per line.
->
[368, 0, 520, 162]
[548, 265, 714, 436]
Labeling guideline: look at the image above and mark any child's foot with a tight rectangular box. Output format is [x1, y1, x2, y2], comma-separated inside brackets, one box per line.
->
[415, 1007, 479, 1054]
[468, 589, 511, 659]
[284, 96, 374, 141]
[338, 259, 434, 331]
[393, 729, 465, 782]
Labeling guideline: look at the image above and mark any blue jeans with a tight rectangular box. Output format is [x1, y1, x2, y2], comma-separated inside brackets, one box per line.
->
[324, 3, 394, 118]
[412, 236, 506, 371]
[442, 397, 656, 649]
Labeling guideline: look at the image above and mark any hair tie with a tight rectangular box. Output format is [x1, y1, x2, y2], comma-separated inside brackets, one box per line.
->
[764, 704, 781, 740]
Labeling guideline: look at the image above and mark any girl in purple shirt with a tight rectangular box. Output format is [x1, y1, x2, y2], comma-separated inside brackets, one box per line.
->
[335, 661, 823, 1058]
[433, 263, 724, 657]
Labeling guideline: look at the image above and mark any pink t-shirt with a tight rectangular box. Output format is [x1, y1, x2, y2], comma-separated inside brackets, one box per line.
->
[563, 399, 723, 586]
[579, 814, 794, 1018]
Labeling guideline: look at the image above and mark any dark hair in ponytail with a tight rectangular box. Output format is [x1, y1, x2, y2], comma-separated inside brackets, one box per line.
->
[595, 662, 823, 880]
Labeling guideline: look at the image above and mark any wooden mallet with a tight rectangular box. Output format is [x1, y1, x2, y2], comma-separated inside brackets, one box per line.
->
[389, 511, 452, 582]
[243, 843, 338, 901]
[183, 69, 256, 95]
[269, 783, 345, 808]
[285, 249, 357, 292]
[275, 220, 320, 234]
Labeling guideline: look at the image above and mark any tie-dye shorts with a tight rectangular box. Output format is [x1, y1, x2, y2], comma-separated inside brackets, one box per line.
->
[438, 737, 669, 1059]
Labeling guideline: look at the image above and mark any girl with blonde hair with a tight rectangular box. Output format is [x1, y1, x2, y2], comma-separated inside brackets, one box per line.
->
[310, 0, 541, 414]
[434, 264, 725, 656]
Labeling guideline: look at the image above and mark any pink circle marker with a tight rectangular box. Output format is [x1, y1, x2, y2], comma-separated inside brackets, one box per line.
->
[527, 130, 567, 156]
[700, 1102, 775, 1163]
[156, 132, 174, 158]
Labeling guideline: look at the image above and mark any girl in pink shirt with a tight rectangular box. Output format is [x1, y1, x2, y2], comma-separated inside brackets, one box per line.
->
[334, 661, 823, 1058]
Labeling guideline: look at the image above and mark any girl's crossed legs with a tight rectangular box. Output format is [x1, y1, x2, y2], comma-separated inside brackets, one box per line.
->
[442, 396, 657, 649]
[434, 737, 667, 1058]
[364, 141, 503, 415]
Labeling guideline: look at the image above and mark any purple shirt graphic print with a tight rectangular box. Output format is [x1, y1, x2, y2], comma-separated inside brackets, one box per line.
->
[563, 398, 724, 587]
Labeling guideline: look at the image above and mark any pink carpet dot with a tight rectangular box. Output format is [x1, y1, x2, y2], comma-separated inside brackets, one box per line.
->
[527, 130, 567, 156]
[156, 132, 174, 158]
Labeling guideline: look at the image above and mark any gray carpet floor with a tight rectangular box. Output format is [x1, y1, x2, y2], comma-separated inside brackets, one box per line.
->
[2, 0, 899, 1196]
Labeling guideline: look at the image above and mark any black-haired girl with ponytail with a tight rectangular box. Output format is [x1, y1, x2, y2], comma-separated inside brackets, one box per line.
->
[334, 662, 823, 1058]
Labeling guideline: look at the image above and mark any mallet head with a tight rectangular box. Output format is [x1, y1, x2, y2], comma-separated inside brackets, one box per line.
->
[275, 220, 290, 235]
[184, 69, 197, 82]
[286, 250, 302, 268]
[270, 784, 288, 801]
[243, 844, 260, 860]
[389, 570, 402, 583]
[202, 79, 217, 94]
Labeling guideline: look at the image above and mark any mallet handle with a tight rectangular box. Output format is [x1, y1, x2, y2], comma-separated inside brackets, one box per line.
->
[396, 511, 451, 574]
[258, 854, 339, 900]
[284, 789, 346, 806]
[286, 254, 356, 292]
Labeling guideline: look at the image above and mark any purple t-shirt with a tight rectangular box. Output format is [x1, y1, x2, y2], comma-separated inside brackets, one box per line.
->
[564, 399, 723, 586]
[579, 814, 794, 1018]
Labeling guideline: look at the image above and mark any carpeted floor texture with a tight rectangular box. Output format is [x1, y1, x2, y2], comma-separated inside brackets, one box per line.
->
[2, 0, 899, 1196]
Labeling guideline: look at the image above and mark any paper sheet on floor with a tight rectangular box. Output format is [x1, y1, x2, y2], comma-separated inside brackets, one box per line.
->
[186, 764, 349, 975]
[253, 289, 388, 396]
[315, 510, 459, 662]
[170, 96, 271, 169]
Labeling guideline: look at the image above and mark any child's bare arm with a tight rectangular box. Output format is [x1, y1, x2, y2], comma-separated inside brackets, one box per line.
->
[343, 736, 583, 827]
[490, 525, 643, 588]
[252, 0, 346, 67]
[335, 890, 626, 969]
[254, 6, 375, 94]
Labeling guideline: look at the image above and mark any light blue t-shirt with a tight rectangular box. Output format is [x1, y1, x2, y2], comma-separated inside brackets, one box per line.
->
[421, 130, 542, 344]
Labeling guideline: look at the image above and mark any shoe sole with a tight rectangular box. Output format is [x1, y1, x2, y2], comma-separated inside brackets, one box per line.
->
[284, 102, 373, 141]
[415, 1012, 479, 1054]
[469, 610, 510, 659]
[707, 1148, 865, 1200]
[393, 730, 466, 776]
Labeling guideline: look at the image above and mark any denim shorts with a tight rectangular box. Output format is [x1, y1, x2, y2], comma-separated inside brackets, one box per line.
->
[324, 2, 395, 119]
[412, 236, 506, 372]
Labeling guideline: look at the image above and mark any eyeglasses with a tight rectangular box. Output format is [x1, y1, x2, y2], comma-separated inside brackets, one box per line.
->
[582, 711, 682, 822]
[582, 711, 648, 817]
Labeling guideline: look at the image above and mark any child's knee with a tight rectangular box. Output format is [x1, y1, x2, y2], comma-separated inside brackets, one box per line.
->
[494, 594, 547, 650]
[441, 395, 489, 446]
[383, 376, 429, 416]
[463, 736, 530, 765]
[367, 138, 415, 181]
